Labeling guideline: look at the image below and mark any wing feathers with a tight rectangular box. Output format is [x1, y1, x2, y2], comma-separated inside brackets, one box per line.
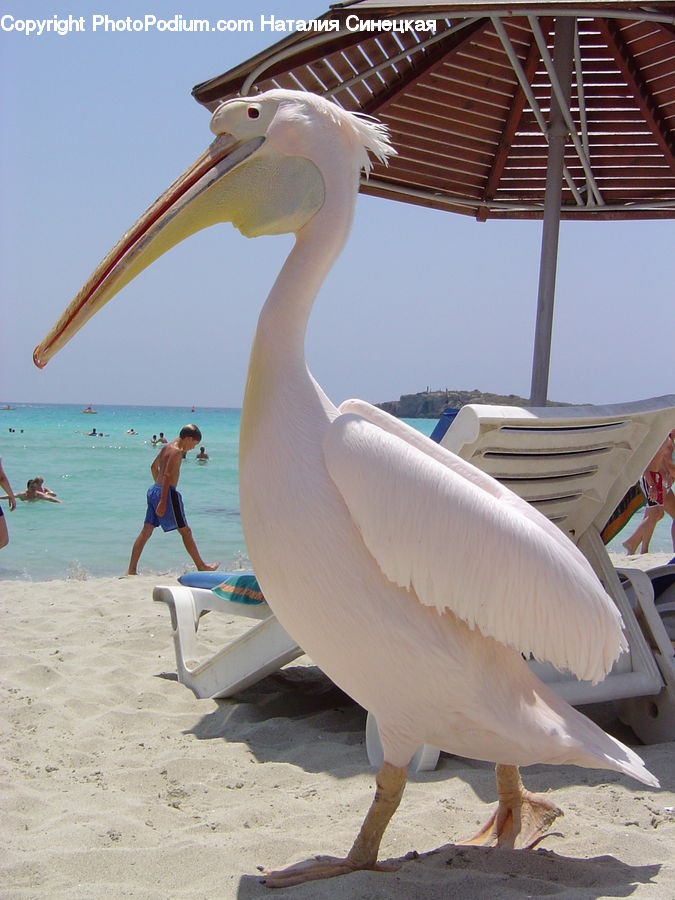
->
[324, 413, 626, 683]
[338, 399, 599, 582]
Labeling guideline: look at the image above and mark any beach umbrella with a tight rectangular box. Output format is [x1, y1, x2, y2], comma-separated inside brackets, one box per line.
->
[190, 1, 675, 404]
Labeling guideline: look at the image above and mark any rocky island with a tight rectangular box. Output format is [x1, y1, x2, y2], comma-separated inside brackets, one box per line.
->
[375, 388, 565, 419]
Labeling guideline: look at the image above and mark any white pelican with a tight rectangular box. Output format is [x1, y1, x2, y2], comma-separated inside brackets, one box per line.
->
[34, 90, 657, 887]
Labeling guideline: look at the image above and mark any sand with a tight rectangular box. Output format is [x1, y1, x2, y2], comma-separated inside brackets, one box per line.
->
[1, 553, 673, 898]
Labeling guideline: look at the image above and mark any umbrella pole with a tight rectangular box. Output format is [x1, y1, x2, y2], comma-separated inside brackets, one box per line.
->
[530, 16, 575, 407]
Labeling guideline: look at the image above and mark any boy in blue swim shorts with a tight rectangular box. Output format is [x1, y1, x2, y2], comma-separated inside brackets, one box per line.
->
[128, 424, 219, 575]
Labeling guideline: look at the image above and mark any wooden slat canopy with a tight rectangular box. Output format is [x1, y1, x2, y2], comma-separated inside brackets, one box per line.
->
[192, 1, 675, 221]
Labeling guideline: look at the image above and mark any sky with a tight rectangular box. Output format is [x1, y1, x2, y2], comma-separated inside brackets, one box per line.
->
[1, 0, 672, 410]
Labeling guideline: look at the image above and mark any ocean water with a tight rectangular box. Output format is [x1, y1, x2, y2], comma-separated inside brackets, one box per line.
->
[0, 403, 671, 581]
[0, 404, 245, 581]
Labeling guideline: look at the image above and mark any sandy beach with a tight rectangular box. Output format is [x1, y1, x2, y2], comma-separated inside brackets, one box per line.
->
[2, 554, 673, 898]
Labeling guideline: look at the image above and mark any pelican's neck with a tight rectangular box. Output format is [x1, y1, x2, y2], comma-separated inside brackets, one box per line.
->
[242, 166, 358, 438]
[257, 197, 354, 360]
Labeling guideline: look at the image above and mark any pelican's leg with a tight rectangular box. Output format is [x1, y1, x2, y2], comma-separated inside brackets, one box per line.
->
[461, 764, 563, 849]
[262, 762, 407, 888]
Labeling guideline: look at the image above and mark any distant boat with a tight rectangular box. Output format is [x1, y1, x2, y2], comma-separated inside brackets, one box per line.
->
[82, 405, 97, 414]
[0, 404, 15, 411]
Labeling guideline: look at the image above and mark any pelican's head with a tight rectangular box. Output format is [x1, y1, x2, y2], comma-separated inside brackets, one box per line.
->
[33, 89, 394, 367]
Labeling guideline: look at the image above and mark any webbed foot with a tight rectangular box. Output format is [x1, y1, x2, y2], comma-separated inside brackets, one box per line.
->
[462, 764, 562, 849]
[262, 761, 408, 887]
[262, 854, 401, 888]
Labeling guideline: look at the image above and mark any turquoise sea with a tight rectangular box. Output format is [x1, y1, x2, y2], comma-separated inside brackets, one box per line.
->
[0, 403, 671, 581]
[0, 404, 246, 580]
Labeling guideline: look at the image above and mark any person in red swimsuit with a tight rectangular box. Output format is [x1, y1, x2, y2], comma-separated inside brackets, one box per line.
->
[623, 430, 675, 554]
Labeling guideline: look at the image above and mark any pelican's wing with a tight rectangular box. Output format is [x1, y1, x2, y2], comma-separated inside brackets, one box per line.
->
[338, 400, 594, 573]
[324, 402, 626, 683]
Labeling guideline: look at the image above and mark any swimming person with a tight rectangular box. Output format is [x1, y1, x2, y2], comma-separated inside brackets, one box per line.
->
[33, 476, 58, 498]
[0, 456, 16, 548]
[195, 446, 209, 461]
[127, 423, 219, 575]
[9, 478, 62, 503]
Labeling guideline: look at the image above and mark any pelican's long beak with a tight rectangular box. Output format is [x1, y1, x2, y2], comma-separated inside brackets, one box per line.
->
[33, 133, 264, 367]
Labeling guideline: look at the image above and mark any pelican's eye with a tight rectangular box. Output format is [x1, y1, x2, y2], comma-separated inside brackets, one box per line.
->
[247, 107, 260, 120]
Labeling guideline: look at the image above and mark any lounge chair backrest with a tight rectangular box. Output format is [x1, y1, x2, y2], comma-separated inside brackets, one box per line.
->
[440, 395, 675, 544]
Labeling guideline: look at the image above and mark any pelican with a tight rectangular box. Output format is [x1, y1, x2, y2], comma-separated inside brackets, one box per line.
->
[35, 90, 657, 887]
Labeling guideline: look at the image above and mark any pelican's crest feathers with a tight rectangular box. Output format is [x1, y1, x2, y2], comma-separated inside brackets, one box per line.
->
[263, 88, 397, 176]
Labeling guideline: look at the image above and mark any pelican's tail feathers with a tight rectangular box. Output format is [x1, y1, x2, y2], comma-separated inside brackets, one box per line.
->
[579, 730, 659, 788]
[539, 692, 660, 788]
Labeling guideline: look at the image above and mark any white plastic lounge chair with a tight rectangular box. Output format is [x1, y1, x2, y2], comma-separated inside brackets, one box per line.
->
[432, 395, 675, 737]
[155, 394, 675, 769]
[153, 575, 303, 700]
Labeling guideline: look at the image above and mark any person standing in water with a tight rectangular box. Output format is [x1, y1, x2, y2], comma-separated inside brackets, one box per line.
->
[128, 424, 219, 575]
